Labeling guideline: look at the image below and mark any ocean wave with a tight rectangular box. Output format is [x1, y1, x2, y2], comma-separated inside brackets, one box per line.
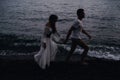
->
[0, 44, 120, 61]
[87, 16, 120, 21]
[0, 32, 120, 60]
[18, 17, 46, 22]
[57, 44, 120, 61]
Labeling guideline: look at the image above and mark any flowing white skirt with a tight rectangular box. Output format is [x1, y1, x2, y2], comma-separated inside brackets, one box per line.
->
[34, 37, 58, 69]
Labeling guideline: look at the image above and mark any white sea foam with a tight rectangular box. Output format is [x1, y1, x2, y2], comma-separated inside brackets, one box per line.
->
[60, 44, 120, 60]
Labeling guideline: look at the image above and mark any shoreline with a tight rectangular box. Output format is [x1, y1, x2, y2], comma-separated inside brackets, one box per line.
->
[1, 55, 120, 80]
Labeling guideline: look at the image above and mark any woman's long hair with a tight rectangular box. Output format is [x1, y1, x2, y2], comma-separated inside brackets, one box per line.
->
[49, 14, 58, 33]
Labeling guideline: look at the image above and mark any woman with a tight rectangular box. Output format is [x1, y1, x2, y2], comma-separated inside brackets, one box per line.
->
[34, 15, 60, 69]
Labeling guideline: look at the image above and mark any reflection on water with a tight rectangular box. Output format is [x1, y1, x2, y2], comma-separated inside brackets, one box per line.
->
[0, 0, 120, 60]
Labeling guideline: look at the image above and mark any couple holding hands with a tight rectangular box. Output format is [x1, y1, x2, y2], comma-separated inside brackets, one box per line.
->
[34, 9, 92, 69]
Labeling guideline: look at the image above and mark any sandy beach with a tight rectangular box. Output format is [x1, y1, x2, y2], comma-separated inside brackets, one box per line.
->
[0, 55, 120, 80]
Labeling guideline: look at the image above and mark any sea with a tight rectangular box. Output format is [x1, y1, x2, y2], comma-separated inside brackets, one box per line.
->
[0, 0, 120, 60]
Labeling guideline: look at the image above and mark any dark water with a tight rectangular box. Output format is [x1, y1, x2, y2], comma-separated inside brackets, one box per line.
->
[0, 0, 120, 60]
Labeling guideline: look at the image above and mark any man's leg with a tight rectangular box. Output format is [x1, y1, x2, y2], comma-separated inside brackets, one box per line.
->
[65, 39, 77, 62]
[77, 39, 89, 63]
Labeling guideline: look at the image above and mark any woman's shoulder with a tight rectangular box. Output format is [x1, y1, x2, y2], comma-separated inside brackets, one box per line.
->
[44, 23, 49, 29]
[44, 23, 52, 32]
[46, 22, 51, 27]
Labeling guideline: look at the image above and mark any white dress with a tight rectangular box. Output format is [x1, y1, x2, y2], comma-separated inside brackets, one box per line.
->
[34, 26, 60, 69]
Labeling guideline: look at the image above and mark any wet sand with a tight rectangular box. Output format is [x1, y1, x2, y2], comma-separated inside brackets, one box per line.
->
[0, 55, 120, 80]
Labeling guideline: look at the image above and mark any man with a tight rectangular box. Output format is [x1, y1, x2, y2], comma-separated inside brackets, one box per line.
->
[64, 9, 92, 64]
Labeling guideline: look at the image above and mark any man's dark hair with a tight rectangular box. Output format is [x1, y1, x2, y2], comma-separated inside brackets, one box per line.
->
[77, 9, 84, 16]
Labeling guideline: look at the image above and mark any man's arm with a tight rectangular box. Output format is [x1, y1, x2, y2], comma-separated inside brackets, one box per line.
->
[64, 26, 74, 44]
[82, 28, 92, 39]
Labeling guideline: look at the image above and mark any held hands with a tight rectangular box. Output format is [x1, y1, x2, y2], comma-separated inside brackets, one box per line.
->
[55, 38, 67, 44]
[57, 38, 65, 44]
